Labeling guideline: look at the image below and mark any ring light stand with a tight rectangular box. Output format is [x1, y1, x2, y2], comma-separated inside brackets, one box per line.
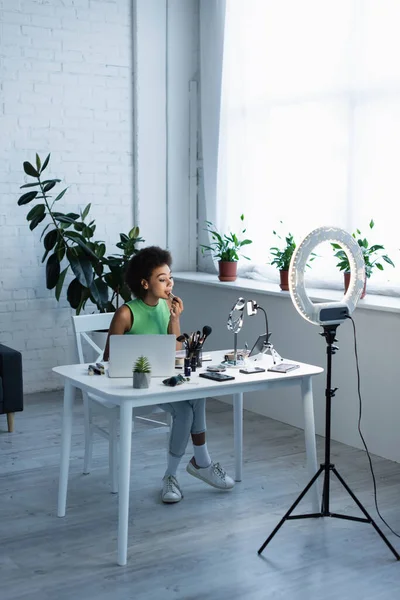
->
[258, 227, 399, 561]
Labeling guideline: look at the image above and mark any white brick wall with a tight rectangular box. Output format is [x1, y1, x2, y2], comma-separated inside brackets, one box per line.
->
[0, 0, 134, 393]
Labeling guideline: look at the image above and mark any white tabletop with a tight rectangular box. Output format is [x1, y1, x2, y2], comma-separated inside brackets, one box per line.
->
[53, 350, 323, 407]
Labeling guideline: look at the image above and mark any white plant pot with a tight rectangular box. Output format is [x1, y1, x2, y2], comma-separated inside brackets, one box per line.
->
[133, 372, 151, 389]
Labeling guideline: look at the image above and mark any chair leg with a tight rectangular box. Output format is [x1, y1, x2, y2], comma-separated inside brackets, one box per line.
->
[83, 393, 93, 474]
[6, 412, 15, 433]
[109, 413, 119, 494]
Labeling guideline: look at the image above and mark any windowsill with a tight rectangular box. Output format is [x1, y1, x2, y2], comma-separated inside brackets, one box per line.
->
[173, 271, 400, 315]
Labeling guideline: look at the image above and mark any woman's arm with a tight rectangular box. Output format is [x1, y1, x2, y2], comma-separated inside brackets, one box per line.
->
[168, 296, 184, 350]
[103, 305, 133, 361]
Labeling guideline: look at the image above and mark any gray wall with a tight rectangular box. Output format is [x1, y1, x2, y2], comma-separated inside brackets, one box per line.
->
[175, 278, 400, 463]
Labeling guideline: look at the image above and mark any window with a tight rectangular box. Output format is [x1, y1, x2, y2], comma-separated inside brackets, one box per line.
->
[214, 0, 400, 293]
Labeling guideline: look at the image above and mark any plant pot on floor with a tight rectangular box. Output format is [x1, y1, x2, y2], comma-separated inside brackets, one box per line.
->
[344, 272, 366, 299]
[279, 270, 289, 291]
[218, 260, 237, 282]
[133, 372, 150, 389]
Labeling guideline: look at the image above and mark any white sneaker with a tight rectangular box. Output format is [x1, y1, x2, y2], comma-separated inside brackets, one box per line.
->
[161, 475, 183, 503]
[186, 460, 235, 490]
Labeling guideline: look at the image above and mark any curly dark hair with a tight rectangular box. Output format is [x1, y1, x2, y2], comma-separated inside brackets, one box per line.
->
[125, 246, 172, 299]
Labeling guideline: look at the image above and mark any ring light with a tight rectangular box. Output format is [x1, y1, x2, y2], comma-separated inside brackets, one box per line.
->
[258, 226, 396, 559]
[289, 227, 365, 326]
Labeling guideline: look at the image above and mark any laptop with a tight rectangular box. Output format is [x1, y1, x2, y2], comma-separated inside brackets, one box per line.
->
[108, 334, 176, 378]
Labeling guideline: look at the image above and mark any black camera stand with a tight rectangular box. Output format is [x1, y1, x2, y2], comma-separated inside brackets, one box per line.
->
[258, 324, 399, 560]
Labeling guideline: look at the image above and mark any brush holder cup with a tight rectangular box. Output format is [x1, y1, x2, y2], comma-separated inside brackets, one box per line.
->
[190, 350, 202, 372]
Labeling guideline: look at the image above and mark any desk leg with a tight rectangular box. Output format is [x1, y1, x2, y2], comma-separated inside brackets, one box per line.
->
[301, 376, 319, 512]
[233, 393, 243, 482]
[117, 401, 133, 566]
[57, 380, 75, 517]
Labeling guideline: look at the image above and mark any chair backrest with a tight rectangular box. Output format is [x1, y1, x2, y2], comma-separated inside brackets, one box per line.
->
[72, 313, 114, 364]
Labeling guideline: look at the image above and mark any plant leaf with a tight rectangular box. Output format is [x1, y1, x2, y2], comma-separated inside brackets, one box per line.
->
[35, 153, 41, 171]
[26, 203, 45, 221]
[81, 203, 91, 220]
[18, 191, 38, 205]
[53, 188, 68, 202]
[43, 181, 57, 193]
[54, 215, 79, 225]
[41, 153, 51, 173]
[20, 182, 41, 189]
[23, 161, 39, 178]
[43, 228, 58, 251]
[96, 242, 106, 259]
[55, 266, 69, 301]
[67, 278, 84, 310]
[29, 213, 46, 230]
[64, 232, 99, 260]
[90, 278, 109, 311]
[67, 249, 94, 288]
[129, 226, 139, 239]
[83, 225, 94, 238]
[46, 253, 61, 289]
[383, 255, 395, 267]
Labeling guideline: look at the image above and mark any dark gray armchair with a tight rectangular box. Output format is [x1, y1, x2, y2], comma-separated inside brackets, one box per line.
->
[0, 344, 23, 432]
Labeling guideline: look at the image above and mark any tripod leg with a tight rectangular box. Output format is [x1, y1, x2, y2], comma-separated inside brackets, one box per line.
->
[258, 466, 324, 555]
[332, 467, 400, 560]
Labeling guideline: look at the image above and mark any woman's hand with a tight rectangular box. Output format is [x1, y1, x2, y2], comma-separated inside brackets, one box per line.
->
[169, 295, 184, 320]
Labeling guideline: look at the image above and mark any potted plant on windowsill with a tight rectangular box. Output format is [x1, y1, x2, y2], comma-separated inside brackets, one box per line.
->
[269, 226, 316, 291]
[331, 220, 395, 299]
[200, 214, 252, 282]
[17, 153, 145, 314]
[133, 355, 151, 389]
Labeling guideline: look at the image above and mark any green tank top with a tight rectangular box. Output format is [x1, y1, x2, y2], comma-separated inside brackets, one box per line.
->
[125, 299, 170, 335]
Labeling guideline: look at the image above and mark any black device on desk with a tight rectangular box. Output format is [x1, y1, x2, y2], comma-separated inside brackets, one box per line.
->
[199, 372, 235, 382]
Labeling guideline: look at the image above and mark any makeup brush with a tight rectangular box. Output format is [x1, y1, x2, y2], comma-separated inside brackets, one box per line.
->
[201, 325, 212, 343]
[195, 325, 212, 350]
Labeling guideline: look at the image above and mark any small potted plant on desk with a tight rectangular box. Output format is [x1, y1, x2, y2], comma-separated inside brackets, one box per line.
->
[269, 226, 316, 291]
[133, 356, 151, 389]
[200, 214, 252, 282]
[331, 220, 395, 299]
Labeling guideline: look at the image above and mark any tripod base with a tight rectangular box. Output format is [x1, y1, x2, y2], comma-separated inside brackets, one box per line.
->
[258, 462, 400, 560]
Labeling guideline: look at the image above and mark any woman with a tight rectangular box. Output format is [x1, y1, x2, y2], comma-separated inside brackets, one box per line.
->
[104, 246, 234, 503]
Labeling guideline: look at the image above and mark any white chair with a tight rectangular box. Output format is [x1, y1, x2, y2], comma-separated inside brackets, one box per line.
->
[72, 313, 170, 493]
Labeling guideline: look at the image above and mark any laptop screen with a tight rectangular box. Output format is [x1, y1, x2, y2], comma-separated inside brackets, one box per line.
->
[108, 334, 176, 378]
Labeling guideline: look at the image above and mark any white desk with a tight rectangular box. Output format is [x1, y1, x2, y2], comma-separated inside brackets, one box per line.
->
[53, 351, 323, 566]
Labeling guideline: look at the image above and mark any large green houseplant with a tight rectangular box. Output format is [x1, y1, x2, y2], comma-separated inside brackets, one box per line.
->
[17, 153, 144, 314]
[200, 214, 252, 281]
[331, 220, 395, 297]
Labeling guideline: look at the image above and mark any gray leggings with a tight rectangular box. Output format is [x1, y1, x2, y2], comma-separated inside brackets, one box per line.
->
[161, 399, 207, 458]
